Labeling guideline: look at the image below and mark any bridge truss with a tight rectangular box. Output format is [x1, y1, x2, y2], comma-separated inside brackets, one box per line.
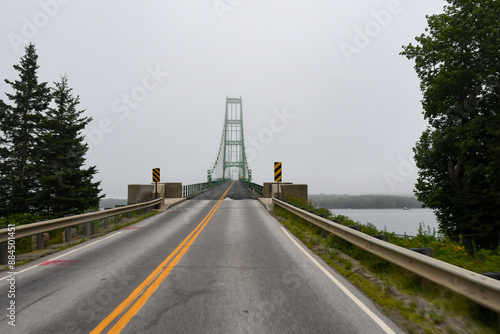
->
[208, 97, 251, 181]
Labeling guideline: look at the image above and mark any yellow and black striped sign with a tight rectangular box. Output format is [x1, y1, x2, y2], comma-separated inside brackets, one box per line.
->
[152, 168, 160, 182]
[274, 162, 282, 182]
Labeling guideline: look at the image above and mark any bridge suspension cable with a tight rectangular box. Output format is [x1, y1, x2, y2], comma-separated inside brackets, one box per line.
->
[208, 96, 251, 182]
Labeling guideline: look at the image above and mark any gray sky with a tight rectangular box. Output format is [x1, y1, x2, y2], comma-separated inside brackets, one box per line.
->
[1, 0, 447, 198]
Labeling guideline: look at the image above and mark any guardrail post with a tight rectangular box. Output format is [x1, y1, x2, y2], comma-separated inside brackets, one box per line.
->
[480, 272, 500, 327]
[0, 242, 6, 264]
[36, 234, 44, 250]
[126, 211, 131, 218]
[410, 247, 435, 290]
[114, 214, 119, 225]
[86, 222, 91, 236]
[103, 217, 109, 229]
[65, 227, 71, 243]
[410, 247, 434, 257]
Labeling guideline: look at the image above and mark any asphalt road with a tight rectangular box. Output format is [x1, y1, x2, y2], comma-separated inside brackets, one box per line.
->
[0, 181, 403, 333]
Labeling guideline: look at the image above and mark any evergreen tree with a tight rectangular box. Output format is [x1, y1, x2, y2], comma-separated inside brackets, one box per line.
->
[401, 0, 500, 248]
[0, 99, 10, 215]
[35, 75, 102, 217]
[0, 43, 51, 216]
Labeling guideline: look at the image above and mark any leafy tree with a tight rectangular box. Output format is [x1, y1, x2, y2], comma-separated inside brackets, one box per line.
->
[35, 75, 103, 217]
[0, 43, 51, 216]
[401, 0, 500, 248]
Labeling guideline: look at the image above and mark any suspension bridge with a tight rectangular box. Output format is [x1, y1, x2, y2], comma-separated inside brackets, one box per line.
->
[0, 97, 499, 333]
[208, 96, 251, 182]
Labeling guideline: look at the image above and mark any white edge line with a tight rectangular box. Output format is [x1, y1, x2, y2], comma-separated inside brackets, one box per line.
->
[1, 232, 123, 281]
[280, 226, 396, 334]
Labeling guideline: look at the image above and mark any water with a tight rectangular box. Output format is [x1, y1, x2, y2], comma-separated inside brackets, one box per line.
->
[329, 208, 439, 237]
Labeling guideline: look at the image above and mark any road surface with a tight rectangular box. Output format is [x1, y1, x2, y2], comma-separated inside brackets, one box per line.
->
[0, 181, 403, 333]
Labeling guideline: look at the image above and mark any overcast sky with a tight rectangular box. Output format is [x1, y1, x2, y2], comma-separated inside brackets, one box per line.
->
[1, 0, 448, 198]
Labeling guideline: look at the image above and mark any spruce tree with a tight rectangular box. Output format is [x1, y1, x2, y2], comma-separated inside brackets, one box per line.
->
[0, 43, 51, 216]
[35, 75, 102, 217]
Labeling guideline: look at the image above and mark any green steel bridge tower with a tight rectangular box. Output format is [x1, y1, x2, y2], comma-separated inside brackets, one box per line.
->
[208, 96, 251, 182]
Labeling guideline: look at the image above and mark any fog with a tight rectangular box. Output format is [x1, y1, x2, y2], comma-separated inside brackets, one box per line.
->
[0, 0, 447, 198]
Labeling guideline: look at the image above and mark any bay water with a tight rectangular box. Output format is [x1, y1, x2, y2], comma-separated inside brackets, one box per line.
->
[329, 208, 439, 237]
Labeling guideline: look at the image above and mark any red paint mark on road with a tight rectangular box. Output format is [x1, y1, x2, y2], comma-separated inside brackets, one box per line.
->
[39, 260, 79, 266]
[123, 227, 144, 230]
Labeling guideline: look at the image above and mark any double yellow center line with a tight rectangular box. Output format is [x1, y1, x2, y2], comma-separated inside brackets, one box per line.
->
[91, 182, 234, 333]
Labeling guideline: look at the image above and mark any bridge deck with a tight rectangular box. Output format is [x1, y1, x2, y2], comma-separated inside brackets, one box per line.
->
[0, 181, 402, 333]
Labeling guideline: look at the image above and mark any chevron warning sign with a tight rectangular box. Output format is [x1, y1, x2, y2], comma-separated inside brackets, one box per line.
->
[274, 162, 282, 182]
[152, 168, 160, 183]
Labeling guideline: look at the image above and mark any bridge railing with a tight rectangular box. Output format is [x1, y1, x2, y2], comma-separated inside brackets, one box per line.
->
[273, 197, 500, 314]
[240, 179, 263, 197]
[0, 197, 163, 264]
[182, 179, 228, 198]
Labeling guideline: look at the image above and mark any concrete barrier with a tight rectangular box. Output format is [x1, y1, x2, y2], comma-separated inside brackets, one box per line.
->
[162, 182, 182, 198]
[262, 182, 308, 202]
[281, 184, 308, 202]
[128, 182, 182, 204]
[128, 184, 155, 204]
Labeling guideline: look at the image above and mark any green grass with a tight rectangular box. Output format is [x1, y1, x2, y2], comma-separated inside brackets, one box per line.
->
[274, 203, 499, 333]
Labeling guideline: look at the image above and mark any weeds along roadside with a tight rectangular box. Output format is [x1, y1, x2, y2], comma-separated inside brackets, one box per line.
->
[273, 200, 499, 333]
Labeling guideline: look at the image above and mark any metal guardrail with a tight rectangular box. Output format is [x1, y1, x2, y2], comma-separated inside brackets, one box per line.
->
[182, 179, 228, 198]
[240, 179, 263, 197]
[0, 198, 163, 263]
[1, 178, 229, 261]
[273, 198, 500, 314]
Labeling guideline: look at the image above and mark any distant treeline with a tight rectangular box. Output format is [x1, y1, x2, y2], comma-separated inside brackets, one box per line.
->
[309, 194, 423, 209]
[100, 198, 127, 209]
